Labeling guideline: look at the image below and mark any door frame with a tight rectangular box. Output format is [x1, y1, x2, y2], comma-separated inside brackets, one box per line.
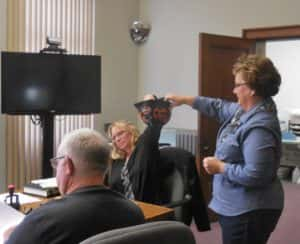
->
[243, 25, 300, 40]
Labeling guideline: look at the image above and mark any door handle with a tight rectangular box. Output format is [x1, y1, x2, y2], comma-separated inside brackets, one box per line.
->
[203, 145, 209, 151]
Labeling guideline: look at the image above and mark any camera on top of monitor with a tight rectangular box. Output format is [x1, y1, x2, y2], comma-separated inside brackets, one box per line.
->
[40, 36, 66, 54]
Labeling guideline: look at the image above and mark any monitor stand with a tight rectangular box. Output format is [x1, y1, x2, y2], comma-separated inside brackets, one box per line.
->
[40, 113, 54, 178]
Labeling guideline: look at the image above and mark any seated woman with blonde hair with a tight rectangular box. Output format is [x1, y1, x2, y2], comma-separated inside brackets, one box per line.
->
[106, 95, 170, 203]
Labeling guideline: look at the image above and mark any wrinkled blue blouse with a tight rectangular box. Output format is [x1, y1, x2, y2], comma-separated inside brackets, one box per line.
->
[193, 96, 284, 216]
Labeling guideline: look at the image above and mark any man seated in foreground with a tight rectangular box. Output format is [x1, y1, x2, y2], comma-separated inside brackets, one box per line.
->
[5, 128, 145, 244]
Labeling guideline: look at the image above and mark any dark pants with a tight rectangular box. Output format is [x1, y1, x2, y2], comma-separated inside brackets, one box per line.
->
[218, 209, 282, 244]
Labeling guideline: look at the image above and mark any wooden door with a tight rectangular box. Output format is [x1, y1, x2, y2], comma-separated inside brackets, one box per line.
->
[197, 33, 255, 221]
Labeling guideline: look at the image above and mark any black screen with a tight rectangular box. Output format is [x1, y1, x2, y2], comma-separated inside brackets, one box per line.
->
[1, 51, 101, 115]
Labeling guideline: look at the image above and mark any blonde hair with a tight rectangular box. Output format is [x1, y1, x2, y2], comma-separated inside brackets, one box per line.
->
[107, 120, 140, 160]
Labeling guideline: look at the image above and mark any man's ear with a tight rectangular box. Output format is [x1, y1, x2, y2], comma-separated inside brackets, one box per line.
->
[65, 156, 75, 176]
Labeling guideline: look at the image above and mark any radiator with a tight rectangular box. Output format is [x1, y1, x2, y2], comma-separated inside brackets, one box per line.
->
[159, 128, 198, 155]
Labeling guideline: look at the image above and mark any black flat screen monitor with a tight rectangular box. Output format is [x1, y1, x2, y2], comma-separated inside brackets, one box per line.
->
[1, 51, 101, 115]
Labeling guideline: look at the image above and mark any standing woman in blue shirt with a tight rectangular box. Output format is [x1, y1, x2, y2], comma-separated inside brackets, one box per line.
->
[166, 54, 283, 244]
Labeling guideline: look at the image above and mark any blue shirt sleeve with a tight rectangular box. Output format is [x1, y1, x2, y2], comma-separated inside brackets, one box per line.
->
[192, 96, 238, 123]
[223, 127, 278, 187]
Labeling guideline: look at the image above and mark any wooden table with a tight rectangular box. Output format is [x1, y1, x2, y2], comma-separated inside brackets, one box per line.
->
[20, 196, 174, 222]
[134, 201, 174, 221]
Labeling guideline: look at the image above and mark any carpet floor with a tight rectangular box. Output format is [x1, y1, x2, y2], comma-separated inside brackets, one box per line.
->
[191, 181, 300, 244]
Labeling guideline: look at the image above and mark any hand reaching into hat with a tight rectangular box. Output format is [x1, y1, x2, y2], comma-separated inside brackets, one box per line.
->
[134, 94, 171, 126]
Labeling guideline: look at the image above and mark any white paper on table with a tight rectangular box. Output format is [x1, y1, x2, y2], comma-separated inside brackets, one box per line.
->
[0, 192, 41, 205]
[0, 202, 25, 244]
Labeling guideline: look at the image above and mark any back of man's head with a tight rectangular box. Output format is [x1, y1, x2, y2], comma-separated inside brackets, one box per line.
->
[58, 128, 111, 177]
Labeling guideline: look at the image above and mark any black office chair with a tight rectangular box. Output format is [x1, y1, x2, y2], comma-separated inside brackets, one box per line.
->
[79, 221, 196, 244]
[158, 147, 211, 231]
[159, 156, 192, 224]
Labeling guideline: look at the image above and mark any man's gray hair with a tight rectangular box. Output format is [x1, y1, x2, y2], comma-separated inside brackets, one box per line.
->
[59, 128, 111, 174]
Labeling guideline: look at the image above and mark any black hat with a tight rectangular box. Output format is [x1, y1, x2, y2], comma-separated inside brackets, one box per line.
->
[134, 97, 171, 125]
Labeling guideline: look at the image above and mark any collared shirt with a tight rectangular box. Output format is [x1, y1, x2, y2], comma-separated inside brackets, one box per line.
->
[193, 96, 284, 216]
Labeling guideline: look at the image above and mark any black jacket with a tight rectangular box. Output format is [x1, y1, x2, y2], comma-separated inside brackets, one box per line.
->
[106, 123, 162, 204]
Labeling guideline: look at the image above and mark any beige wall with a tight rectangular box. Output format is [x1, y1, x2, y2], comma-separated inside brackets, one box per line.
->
[0, 0, 7, 192]
[138, 0, 300, 130]
[94, 0, 140, 134]
[1, 0, 300, 190]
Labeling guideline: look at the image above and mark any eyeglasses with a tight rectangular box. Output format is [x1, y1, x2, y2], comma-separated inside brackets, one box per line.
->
[111, 130, 128, 142]
[50, 155, 65, 168]
[234, 82, 250, 88]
